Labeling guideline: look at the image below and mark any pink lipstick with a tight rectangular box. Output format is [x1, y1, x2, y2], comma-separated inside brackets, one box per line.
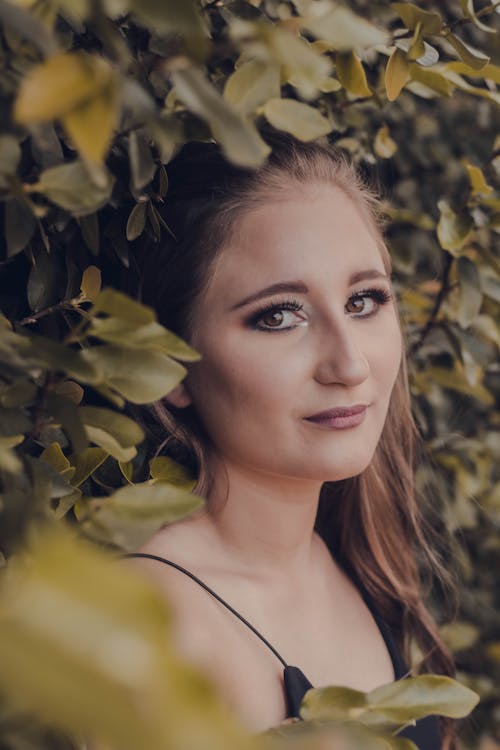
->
[304, 404, 367, 429]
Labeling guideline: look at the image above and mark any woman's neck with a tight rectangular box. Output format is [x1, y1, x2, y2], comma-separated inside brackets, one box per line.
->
[200, 456, 326, 586]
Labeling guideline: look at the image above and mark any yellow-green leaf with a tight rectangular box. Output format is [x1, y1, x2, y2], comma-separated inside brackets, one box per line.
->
[15, 52, 115, 123]
[391, 3, 442, 34]
[465, 163, 493, 196]
[171, 66, 270, 168]
[81, 346, 187, 404]
[91, 288, 155, 325]
[367, 675, 479, 721]
[437, 200, 474, 253]
[440, 622, 480, 652]
[456, 256, 482, 328]
[70, 446, 108, 486]
[445, 33, 490, 70]
[262, 98, 332, 141]
[85, 482, 205, 549]
[40, 442, 75, 482]
[79, 406, 144, 450]
[0, 525, 257, 750]
[223, 59, 281, 116]
[385, 47, 410, 101]
[29, 160, 115, 215]
[62, 82, 119, 164]
[374, 125, 397, 159]
[80, 265, 102, 302]
[89, 317, 200, 361]
[336, 51, 372, 97]
[444, 61, 500, 83]
[408, 64, 456, 97]
[459, 0, 498, 33]
[150, 456, 195, 489]
[301, 4, 388, 53]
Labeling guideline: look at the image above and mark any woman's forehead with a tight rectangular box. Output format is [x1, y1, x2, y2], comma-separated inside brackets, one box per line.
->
[207, 186, 385, 292]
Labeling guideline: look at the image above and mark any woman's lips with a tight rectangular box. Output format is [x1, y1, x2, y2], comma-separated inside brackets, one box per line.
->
[304, 404, 367, 429]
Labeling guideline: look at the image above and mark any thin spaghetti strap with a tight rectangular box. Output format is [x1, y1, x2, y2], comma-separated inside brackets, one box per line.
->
[122, 552, 289, 669]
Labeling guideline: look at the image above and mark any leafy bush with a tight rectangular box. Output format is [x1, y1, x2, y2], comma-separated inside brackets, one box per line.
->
[0, 0, 499, 748]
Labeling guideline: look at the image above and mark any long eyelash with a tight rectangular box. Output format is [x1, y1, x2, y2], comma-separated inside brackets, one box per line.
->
[248, 298, 304, 328]
[247, 286, 393, 331]
[350, 286, 393, 308]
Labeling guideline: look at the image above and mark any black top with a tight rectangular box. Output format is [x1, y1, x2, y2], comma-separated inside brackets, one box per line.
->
[123, 552, 441, 750]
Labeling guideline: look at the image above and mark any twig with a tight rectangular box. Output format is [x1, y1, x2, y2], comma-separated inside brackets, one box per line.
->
[409, 252, 453, 358]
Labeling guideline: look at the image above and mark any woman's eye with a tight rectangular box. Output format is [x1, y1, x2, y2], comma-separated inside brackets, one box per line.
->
[249, 301, 306, 332]
[346, 288, 393, 317]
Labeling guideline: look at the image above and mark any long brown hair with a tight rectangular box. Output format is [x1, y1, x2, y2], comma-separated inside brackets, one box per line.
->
[132, 130, 458, 749]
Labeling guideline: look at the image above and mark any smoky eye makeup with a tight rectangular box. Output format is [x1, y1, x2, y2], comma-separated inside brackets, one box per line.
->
[245, 285, 394, 332]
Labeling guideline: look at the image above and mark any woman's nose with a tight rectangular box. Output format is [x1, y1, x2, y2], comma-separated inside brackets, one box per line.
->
[313, 324, 370, 387]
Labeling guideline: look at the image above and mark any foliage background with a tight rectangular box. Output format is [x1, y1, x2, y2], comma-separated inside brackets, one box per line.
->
[0, 0, 499, 748]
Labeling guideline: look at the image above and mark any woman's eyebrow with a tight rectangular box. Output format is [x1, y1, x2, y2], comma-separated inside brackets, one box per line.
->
[230, 269, 389, 311]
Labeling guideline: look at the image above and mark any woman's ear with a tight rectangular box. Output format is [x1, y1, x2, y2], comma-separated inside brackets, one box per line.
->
[164, 383, 192, 409]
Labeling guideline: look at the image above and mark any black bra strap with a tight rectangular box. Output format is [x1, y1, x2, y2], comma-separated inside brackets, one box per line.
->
[122, 552, 289, 669]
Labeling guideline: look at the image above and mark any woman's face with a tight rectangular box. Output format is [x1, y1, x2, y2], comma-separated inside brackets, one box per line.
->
[182, 183, 402, 483]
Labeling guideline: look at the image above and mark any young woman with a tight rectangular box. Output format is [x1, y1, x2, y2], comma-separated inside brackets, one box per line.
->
[123, 131, 456, 750]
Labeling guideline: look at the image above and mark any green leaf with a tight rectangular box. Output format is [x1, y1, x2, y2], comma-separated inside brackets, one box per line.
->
[30, 160, 115, 215]
[439, 621, 480, 652]
[119, 460, 134, 484]
[262, 98, 332, 141]
[437, 200, 474, 253]
[27, 251, 61, 313]
[129, 0, 209, 58]
[456, 257, 483, 328]
[40, 442, 75, 481]
[90, 288, 156, 326]
[70, 446, 108, 486]
[78, 213, 100, 255]
[14, 52, 120, 165]
[301, 4, 389, 53]
[82, 426, 136, 462]
[336, 51, 372, 97]
[45, 393, 88, 454]
[0, 435, 23, 473]
[4, 198, 36, 257]
[126, 201, 147, 241]
[150, 456, 195, 489]
[385, 48, 410, 102]
[128, 131, 157, 191]
[0, 380, 37, 408]
[223, 59, 281, 116]
[28, 335, 100, 384]
[0, 135, 21, 188]
[413, 366, 494, 405]
[85, 482, 205, 549]
[0, 525, 246, 750]
[81, 346, 187, 403]
[300, 685, 367, 721]
[391, 3, 442, 34]
[367, 675, 479, 722]
[89, 318, 201, 361]
[171, 66, 271, 168]
[79, 406, 144, 451]
[228, 20, 332, 100]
